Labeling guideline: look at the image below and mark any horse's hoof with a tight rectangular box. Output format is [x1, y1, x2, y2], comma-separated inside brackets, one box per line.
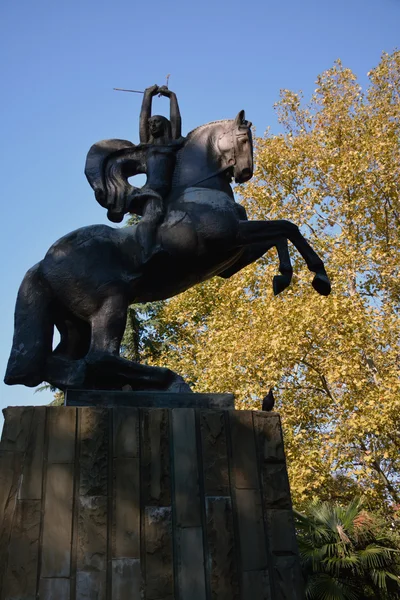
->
[273, 275, 291, 296]
[312, 273, 331, 296]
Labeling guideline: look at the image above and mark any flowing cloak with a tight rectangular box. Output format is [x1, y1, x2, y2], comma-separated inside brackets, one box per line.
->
[85, 138, 184, 223]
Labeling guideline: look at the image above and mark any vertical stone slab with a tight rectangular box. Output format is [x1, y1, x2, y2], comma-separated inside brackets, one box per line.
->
[254, 413, 305, 599]
[47, 406, 76, 463]
[113, 458, 140, 558]
[229, 411, 259, 489]
[42, 406, 76, 579]
[41, 463, 74, 577]
[273, 555, 305, 600]
[176, 527, 207, 600]
[141, 409, 173, 599]
[200, 411, 230, 496]
[112, 408, 141, 599]
[0, 407, 34, 453]
[242, 571, 271, 600]
[172, 409, 201, 526]
[141, 409, 171, 506]
[200, 411, 239, 599]
[113, 407, 139, 458]
[78, 408, 108, 497]
[253, 412, 291, 508]
[76, 571, 107, 600]
[2, 500, 41, 600]
[228, 411, 272, 600]
[1, 407, 42, 600]
[0, 452, 21, 596]
[144, 506, 174, 600]
[172, 409, 206, 600]
[253, 412, 285, 463]
[76, 408, 108, 600]
[39, 578, 70, 600]
[19, 406, 46, 500]
[205, 497, 239, 600]
[235, 489, 267, 571]
[266, 509, 304, 599]
[112, 558, 141, 600]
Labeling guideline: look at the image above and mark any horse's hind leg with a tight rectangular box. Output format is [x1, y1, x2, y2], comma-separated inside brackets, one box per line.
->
[54, 312, 91, 360]
[5, 263, 54, 387]
[85, 293, 188, 390]
[273, 239, 294, 295]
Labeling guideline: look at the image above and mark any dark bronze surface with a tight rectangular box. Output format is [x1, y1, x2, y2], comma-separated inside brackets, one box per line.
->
[5, 86, 331, 392]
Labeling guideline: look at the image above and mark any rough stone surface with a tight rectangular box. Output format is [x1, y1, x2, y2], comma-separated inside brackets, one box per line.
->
[261, 463, 292, 509]
[47, 406, 76, 462]
[0, 407, 34, 452]
[176, 527, 207, 600]
[113, 458, 140, 558]
[205, 497, 239, 600]
[113, 407, 139, 458]
[242, 570, 271, 600]
[2, 500, 41, 600]
[79, 408, 108, 496]
[253, 411, 285, 463]
[39, 578, 70, 600]
[0, 452, 21, 594]
[172, 408, 201, 527]
[77, 495, 107, 572]
[111, 558, 141, 600]
[141, 409, 171, 506]
[235, 489, 268, 571]
[273, 554, 305, 600]
[0, 405, 304, 600]
[41, 463, 74, 577]
[144, 506, 174, 600]
[75, 571, 106, 600]
[229, 411, 259, 489]
[200, 411, 230, 496]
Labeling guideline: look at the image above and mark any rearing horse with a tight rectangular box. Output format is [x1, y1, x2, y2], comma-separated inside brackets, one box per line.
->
[5, 111, 331, 392]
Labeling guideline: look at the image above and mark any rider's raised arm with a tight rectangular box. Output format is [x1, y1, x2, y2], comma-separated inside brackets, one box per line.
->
[169, 91, 182, 139]
[158, 86, 182, 139]
[139, 85, 158, 143]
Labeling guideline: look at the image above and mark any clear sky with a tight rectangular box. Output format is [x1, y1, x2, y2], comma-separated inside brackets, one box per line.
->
[0, 0, 399, 421]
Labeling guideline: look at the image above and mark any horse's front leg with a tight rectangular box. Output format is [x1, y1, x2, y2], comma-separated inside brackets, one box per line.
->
[237, 220, 331, 296]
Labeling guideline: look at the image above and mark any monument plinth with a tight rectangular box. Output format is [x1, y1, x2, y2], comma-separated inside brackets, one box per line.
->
[2, 83, 329, 599]
[0, 396, 304, 600]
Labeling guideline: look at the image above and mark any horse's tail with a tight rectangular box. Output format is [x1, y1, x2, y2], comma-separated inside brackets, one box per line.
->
[4, 263, 54, 387]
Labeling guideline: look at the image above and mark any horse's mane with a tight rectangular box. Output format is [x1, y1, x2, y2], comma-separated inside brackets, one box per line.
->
[172, 119, 234, 187]
[185, 119, 233, 140]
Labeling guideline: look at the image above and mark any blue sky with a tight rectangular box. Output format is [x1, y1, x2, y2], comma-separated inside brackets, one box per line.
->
[0, 0, 399, 420]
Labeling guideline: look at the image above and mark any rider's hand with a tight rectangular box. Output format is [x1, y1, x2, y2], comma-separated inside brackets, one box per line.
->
[146, 84, 159, 96]
[158, 85, 171, 98]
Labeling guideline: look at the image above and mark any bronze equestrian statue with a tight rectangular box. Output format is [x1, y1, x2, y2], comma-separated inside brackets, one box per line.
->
[5, 85, 331, 392]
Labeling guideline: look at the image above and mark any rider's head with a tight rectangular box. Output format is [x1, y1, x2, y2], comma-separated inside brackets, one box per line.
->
[148, 115, 172, 140]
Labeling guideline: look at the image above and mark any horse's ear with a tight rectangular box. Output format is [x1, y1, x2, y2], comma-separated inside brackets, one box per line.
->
[235, 110, 245, 126]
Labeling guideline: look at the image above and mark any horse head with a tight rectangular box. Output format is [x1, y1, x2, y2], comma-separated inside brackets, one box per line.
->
[216, 110, 253, 184]
[173, 112, 253, 189]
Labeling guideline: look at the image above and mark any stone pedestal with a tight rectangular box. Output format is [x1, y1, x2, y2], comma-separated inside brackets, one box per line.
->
[0, 394, 304, 600]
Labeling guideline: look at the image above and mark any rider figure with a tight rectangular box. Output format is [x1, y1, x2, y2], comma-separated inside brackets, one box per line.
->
[132, 84, 185, 260]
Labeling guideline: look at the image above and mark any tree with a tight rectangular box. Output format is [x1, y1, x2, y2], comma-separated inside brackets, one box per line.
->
[295, 498, 400, 599]
[123, 51, 400, 512]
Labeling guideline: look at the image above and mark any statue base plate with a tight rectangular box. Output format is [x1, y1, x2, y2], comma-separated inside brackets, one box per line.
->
[65, 389, 234, 409]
